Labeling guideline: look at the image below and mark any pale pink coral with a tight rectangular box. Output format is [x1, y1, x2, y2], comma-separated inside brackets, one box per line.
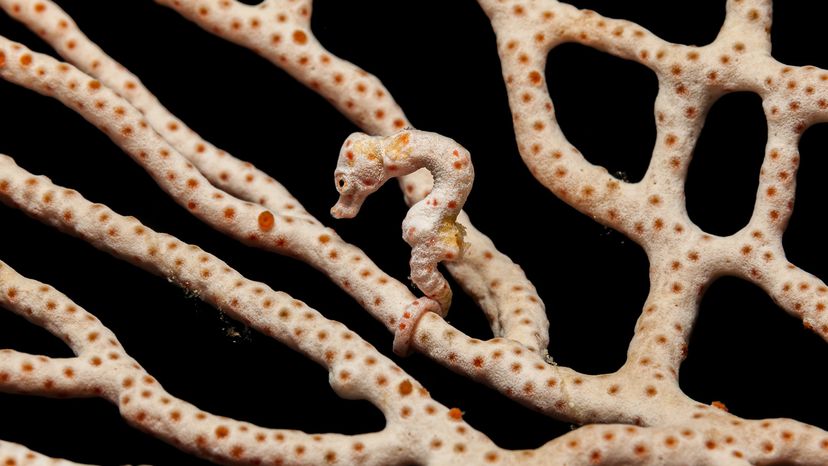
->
[0, 0, 826, 465]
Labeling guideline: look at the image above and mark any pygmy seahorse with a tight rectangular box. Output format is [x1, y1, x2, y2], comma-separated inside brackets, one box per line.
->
[331, 129, 474, 349]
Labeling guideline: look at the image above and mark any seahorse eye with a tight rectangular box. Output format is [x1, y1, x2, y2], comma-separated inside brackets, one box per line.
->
[335, 174, 347, 193]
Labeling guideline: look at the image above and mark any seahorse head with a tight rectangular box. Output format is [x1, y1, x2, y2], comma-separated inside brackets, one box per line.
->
[331, 132, 387, 218]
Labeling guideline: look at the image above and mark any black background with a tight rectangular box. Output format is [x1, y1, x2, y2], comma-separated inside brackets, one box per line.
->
[1, 1, 827, 464]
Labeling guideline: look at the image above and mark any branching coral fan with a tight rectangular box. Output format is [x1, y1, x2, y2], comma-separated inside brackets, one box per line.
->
[0, 0, 827, 464]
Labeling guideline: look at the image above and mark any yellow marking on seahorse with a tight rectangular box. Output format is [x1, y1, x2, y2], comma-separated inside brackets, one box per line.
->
[366, 146, 381, 161]
[438, 216, 466, 251]
[385, 132, 413, 161]
[353, 138, 382, 161]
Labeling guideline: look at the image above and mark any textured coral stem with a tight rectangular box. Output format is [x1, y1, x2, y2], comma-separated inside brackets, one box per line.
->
[155, 0, 550, 351]
[0, 0, 315, 221]
[0, 440, 91, 466]
[0, 36, 422, 333]
[0, 166, 512, 465]
[6, 260, 827, 465]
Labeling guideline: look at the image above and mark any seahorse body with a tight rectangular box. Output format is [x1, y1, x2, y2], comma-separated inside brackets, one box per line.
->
[331, 129, 473, 314]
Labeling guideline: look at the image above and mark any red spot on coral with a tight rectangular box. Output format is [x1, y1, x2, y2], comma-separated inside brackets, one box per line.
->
[293, 30, 308, 44]
[258, 211, 275, 231]
[712, 401, 728, 412]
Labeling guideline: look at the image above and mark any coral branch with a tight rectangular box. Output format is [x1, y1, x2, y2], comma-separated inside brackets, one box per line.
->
[5, 255, 828, 465]
[718, 0, 772, 53]
[0, 143, 694, 428]
[0, 37, 427, 333]
[0, 258, 455, 465]
[156, 0, 549, 351]
[2, 0, 828, 463]
[0, 168, 501, 465]
[478, 0, 828, 356]
[0, 6, 545, 354]
[0, 0, 314, 220]
[154, 0, 407, 136]
[481, 1, 660, 239]
[747, 257, 828, 340]
[0, 440, 89, 466]
[443, 211, 550, 354]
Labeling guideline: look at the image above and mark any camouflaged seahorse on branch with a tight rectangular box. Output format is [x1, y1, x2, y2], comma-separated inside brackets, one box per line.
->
[331, 129, 474, 316]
